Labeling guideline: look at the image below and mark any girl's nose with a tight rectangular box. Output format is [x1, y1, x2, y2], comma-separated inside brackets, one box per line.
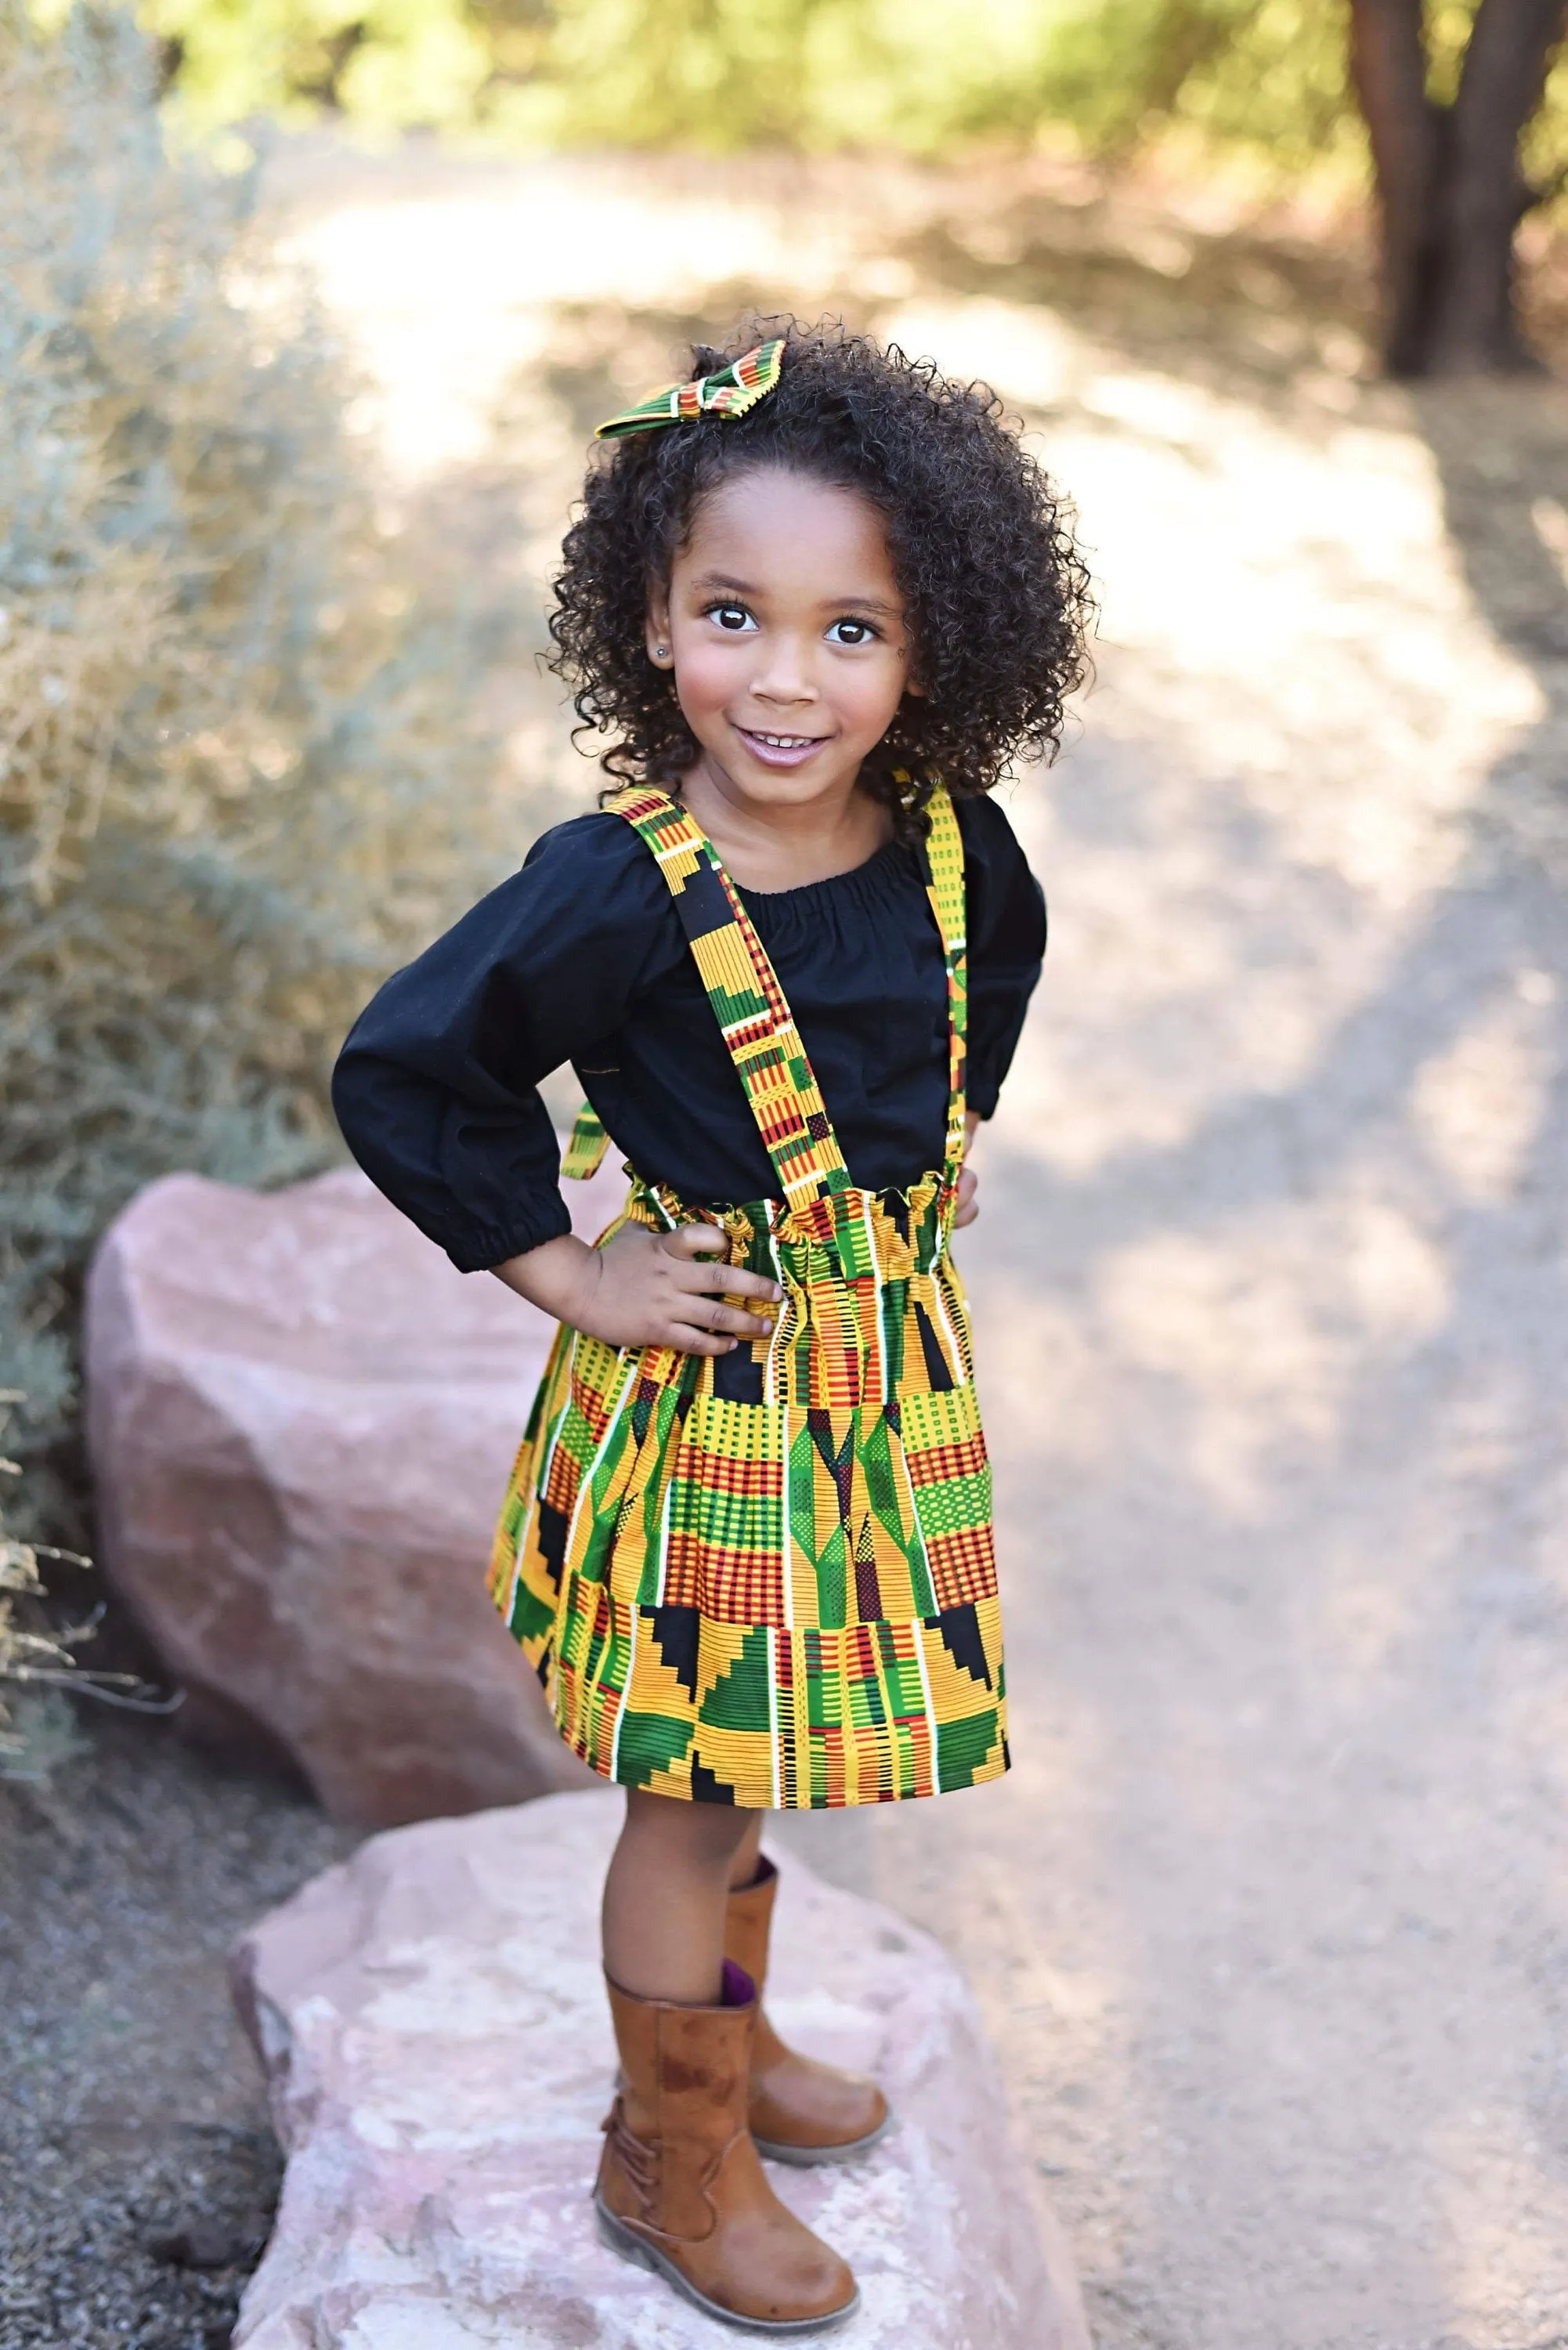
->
[750, 637, 819, 703]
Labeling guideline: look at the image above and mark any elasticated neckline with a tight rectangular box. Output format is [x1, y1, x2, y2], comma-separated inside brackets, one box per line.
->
[735, 835, 913, 925]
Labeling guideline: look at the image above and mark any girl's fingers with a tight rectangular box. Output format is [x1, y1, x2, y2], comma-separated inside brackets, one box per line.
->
[665, 1291, 772, 1336]
[659, 1223, 730, 1259]
[659, 1224, 781, 1300]
[669, 1260, 779, 1304]
[710, 1300, 773, 1335]
[666, 1322, 736, 1355]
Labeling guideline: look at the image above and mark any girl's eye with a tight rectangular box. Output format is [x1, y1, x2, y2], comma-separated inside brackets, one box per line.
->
[827, 617, 878, 646]
[706, 602, 757, 633]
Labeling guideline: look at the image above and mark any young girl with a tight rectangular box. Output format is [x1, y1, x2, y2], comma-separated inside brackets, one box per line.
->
[333, 322, 1088, 2334]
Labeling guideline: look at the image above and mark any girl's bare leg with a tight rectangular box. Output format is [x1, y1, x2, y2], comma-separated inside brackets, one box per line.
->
[602, 1787, 762, 2003]
[728, 1810, 764, 1891]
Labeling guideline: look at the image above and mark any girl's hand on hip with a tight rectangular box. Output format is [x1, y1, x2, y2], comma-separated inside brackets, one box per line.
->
[954, 1108, 981, 1227]
[491, 1222, 780, 1354]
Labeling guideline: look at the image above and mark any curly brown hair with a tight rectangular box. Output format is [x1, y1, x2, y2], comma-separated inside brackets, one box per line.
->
[547, 318, 1093, 837]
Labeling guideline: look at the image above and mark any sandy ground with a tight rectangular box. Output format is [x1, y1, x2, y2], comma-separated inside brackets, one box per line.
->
[9, 138, 1568, 2350]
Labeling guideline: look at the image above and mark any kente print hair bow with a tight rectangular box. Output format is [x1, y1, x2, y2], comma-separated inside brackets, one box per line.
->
[594, 338, 786, 439]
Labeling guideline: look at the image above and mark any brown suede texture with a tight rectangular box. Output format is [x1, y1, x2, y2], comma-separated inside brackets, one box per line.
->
[725, 1863, 891, 2155]
[598, 1972, 856, 2326]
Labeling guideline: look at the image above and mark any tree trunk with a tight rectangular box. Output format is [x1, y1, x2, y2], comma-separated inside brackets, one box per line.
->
[1349, 0, 1442, 374]
[1428, 0, 1565, 368]
[1349, 0, 1568, 376]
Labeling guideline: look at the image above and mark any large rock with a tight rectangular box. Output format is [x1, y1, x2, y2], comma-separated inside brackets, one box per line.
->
[84, 1162, 625, 1826]
[230, 1788, 1088, 2350]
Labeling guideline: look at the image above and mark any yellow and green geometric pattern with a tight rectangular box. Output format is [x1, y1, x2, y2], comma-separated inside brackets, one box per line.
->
[594, 338, 786, 440]
[488, 783, 1008, 1808]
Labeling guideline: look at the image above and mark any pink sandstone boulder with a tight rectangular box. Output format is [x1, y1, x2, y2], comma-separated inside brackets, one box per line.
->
[83, 1161, 626, 1826]
[230, 1788, 1088, 2350]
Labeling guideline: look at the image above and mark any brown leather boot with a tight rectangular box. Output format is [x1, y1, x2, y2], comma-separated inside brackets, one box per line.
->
[595, 1959, 858, 2334]
[725, 1859, 891, 2165]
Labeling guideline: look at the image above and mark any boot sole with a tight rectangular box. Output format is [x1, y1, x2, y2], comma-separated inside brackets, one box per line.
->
[594, 2198, 860, 2334]
[753, 2109, 893, 2167]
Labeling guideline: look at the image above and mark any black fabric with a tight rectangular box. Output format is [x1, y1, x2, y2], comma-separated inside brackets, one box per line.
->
[649, 1605, 701, 1701]
[689, 1752, 737, 1805]
[332, 791, 1045, 1274]
[934, 1602, 993, 1689]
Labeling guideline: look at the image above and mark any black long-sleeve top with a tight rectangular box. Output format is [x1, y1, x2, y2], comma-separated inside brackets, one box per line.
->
[332, 793, 1045, 1274]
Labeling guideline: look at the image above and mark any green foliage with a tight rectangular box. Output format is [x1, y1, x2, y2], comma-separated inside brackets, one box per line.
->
[1034, 0, 1353, 165]
[0, 4, 507, 1523]
[128, 0, 1568, 193]
[139, 0, 1364, 171]
[504, 0, 1057, 151]
[145, 0, 493, 132]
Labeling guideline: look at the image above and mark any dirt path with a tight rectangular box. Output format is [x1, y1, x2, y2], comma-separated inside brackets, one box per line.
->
[862, 555, 1568, 2348]
[265, 141, 1568, 2348]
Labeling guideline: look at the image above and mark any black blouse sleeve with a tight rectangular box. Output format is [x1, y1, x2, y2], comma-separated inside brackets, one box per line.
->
[956, 793, 1047, 1119]
[331, 815, 680, 1274]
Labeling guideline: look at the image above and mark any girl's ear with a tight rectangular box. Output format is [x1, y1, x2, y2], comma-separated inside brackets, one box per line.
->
[645, 589, 674, 669]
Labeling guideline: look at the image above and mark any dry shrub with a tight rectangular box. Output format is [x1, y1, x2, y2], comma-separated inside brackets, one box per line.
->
[1, 1390, 89, 1781]
[0, 5, 512, 1528]
[0, 1386, 167, 1784]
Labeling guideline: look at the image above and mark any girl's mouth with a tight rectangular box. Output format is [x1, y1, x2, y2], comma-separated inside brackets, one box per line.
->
[734, 725, 830, 769]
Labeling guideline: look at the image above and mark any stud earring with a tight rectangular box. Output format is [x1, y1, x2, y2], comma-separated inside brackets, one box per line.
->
[654, 644, 668, 662]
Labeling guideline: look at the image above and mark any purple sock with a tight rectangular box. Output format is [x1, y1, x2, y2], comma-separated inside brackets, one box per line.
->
[721, 1958, 756, 2008]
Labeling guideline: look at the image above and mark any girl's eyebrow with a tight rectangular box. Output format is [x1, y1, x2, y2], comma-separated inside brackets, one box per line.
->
[690, 569, 899, 613]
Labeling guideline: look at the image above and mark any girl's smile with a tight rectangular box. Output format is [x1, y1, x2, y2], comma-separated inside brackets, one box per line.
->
[732, 725, 831, 767]
[645, 465, 919, 886]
